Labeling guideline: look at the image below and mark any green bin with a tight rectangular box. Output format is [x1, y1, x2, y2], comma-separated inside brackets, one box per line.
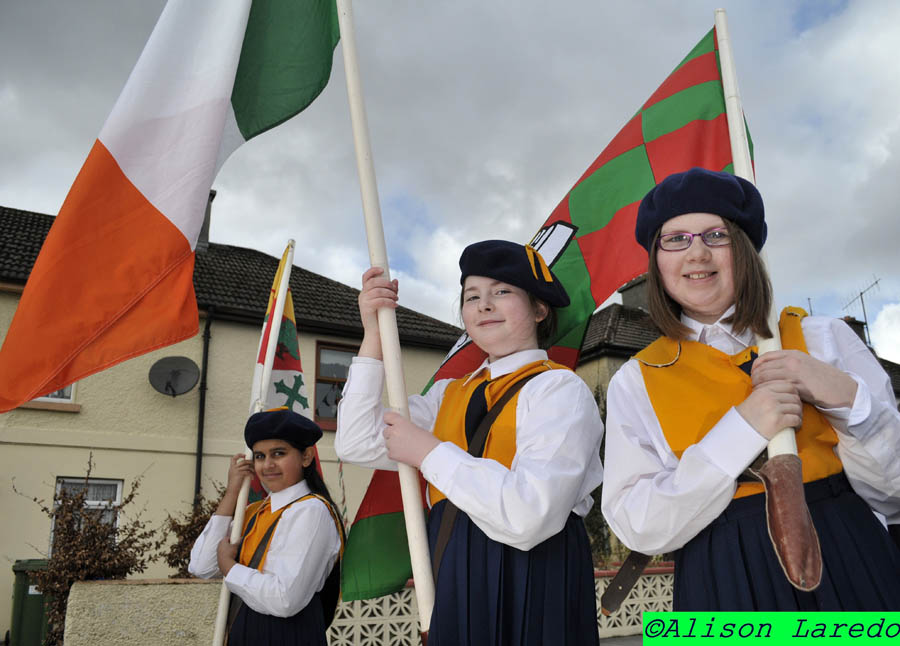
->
[9, 560, 49, 646]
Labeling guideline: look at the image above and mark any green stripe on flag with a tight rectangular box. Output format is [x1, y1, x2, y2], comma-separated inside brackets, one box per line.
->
[232, 0, 340, 140]
[552, 244, 595, 346]
[568, 145, 655, 234]
[641, 81, 725, 142]
[341, 511, 417, 601]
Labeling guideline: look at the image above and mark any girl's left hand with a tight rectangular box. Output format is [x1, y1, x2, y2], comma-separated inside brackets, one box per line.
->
[383, 411, 440, 468]
[217, 538, 239, 576]
[751, 350, 857, 410]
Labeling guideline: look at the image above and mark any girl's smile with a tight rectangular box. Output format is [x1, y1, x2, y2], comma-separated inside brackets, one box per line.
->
[656, 212, 735, 325]
[461, 276, 547, 362]
[252, 439, 314, 493]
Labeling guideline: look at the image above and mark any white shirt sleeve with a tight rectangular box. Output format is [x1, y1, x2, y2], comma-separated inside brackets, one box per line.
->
[420, 369, 605, 551]
[188, 514, 231, 579]
[334, 356, 449, 470]
[600, 360, 769, 555]
[223, 498, 342, 618]
[802, 317, 900, 522]
[188, 499, 341, 618]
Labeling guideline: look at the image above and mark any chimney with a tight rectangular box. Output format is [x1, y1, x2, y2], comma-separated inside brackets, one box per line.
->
[196, 189, 216, 253]
[841, 315, 868, 345]
[618, 273, 649, 311]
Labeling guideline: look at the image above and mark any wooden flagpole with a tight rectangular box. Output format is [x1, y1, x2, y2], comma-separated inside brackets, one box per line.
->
[715, 9, 822, 591]
[211, 240, 296, 645]
[334, 0, 435, 634]
[714, 9, 797, 457]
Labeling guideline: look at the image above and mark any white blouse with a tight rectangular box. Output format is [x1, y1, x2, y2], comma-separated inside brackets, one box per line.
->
[188, 480, 341, 618]
[601, 311, 900, 555]
[335, 348, 605, 551]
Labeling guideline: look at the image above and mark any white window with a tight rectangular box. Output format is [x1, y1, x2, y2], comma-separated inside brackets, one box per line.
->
[50, 477, 123, 554]
[34, 384, 75, 404]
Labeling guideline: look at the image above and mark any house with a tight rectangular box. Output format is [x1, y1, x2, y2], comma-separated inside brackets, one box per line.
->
[0, 202, 462, 637]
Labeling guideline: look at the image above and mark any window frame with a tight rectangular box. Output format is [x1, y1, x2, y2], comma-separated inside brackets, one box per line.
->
[50, 477, 124, 555]
[20, 383, 81, 412]
[314, 341, 358, 431]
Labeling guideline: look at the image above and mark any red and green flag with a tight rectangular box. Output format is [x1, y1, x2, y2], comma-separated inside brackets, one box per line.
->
[341, 26, 753, 601]
[247, 244, 315, 502]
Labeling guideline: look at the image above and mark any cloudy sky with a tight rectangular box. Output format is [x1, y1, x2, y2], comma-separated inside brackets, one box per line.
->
[2, 0, 898, 362]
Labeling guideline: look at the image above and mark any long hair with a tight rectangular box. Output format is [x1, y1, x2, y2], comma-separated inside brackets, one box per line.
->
[646, 219, 773, 340]
[302, 456, 346, 542]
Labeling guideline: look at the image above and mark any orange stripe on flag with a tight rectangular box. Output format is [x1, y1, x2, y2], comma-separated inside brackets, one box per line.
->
[0, 141, 198, 411]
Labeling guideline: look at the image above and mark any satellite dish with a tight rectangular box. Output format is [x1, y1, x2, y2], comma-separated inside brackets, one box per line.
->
[149, 356, 200, 397]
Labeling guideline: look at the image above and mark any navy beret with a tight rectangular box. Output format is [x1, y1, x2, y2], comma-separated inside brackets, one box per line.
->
[244, 408, 322, 450]
[635, 167, 766, 252]
[459, 240, 570, 307]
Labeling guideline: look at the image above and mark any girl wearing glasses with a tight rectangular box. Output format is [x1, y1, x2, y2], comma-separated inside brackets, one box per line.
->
[601, 167, 900, 610]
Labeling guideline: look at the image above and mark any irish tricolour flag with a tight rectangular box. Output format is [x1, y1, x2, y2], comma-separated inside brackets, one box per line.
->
[0, 0, 339, 412]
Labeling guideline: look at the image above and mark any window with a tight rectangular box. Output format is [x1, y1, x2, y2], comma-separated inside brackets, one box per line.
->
[50, 477, 123, 554]
[21, 383, 80, 412]
[315, 343, 357, 430]
[35, 385, 74, 403]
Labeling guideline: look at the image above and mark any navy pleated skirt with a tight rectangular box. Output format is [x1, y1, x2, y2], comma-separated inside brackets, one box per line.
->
[427, 499, 599, 646]
[228, 594, 327, 646]
[674, 472, 900, 610]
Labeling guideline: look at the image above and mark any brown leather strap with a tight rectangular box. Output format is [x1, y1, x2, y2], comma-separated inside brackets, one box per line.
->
[600, 550, 652, 615]
[430, 373, 540, 579]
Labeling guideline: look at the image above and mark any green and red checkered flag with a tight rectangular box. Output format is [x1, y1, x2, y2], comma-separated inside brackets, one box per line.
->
[341, 26, 753, 601]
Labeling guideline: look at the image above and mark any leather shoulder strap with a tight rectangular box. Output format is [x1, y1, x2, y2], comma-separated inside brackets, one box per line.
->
[431, 371, 541, 579]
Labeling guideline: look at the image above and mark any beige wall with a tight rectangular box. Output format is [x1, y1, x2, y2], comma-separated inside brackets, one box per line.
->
[574, 355, 628, 415]
[0, 289, 449, 638]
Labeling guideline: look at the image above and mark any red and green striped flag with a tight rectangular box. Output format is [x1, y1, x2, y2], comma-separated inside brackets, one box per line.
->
[341, 26, 753, 601]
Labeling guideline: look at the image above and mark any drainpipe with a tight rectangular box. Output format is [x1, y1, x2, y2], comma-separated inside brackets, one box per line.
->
[195, 305, 214, 506]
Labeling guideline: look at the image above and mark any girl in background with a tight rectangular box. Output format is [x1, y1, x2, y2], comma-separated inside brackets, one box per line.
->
[190, 408, 344, 645]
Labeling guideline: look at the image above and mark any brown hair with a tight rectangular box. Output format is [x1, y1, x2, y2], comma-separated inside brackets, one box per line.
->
[646, 219, 773, 340]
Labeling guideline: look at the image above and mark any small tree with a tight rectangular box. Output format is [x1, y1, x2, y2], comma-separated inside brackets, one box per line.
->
[15, 456, 158, 646]
[158, 483, 225, 578]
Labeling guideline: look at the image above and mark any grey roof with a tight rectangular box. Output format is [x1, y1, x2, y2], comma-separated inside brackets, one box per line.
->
[0, 205, 461, 350]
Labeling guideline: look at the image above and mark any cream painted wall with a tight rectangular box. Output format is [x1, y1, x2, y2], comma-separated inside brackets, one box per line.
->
[0, 289, 451, 638]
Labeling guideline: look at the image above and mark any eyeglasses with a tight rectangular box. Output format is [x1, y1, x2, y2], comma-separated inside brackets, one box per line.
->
[657, 227, 731, 252]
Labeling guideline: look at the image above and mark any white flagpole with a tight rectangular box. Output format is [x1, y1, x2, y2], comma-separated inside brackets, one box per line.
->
[714, 9, 797, 458]
[212, 240, 296, 645]
[335, 0, 435, 634]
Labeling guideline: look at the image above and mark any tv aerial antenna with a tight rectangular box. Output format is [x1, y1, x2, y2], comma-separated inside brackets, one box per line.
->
[842, 276, 880, 345]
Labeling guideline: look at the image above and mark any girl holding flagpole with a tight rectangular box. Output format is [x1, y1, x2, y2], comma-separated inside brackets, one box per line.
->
[336, 240, 604, 645]
[601, 167, 900, 610]
[189, 408, 345, 646]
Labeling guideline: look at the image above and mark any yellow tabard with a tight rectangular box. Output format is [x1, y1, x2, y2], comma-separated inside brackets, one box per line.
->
[239, 493, 344, 571]
[635, 306, 842, 499]
[427, 359, 569, 506]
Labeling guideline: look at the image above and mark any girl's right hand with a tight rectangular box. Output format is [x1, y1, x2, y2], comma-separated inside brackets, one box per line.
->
[735, 380, 803, 441]
[225, 453, 254, 494]
[358, 267, 399, 331]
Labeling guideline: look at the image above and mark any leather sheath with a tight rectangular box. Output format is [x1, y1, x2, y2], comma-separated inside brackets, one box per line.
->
[751, 453, 823, 591]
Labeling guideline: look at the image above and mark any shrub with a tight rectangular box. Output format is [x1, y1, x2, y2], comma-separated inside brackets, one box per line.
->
[158, 484, 225, 578]
[15, 455, 158, 646]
